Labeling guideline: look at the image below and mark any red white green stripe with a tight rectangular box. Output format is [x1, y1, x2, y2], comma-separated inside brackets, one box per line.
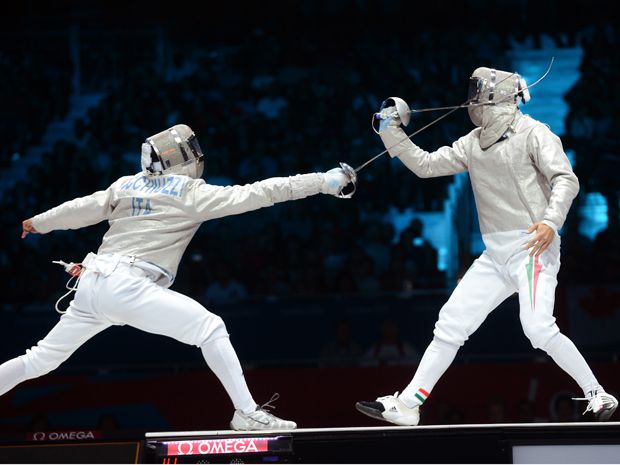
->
[525, 255, 542, 310]
[414, 388, 430, 404]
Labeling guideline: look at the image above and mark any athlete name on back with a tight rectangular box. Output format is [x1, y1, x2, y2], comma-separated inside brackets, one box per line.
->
[120, 175, 188, 198]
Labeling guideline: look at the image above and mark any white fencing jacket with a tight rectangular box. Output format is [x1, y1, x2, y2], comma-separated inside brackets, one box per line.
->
[380, 112, 579, 263]
[32, 172, 324, 286]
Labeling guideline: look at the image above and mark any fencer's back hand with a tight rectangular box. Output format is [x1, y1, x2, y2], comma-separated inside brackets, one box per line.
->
[525, 222, 554, 257]
[375, 105, 402, 133]
[320, 168, 350, 196]
[378, 105, 400, 123]
[374, 97, 411, 133]
[21, 218, 39, 239]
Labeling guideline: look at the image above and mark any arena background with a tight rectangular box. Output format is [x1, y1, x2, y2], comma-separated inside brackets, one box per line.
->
[0, 0, 618, 439]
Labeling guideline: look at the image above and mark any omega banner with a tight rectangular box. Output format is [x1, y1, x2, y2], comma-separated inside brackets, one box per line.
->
[28, 430, 102, 441]
[166, 437, 271, 456]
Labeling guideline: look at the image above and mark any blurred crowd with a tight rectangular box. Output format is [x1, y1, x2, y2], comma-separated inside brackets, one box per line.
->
[0, 9, 618, 309]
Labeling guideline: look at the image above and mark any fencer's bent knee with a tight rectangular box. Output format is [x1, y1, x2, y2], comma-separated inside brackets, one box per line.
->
[20, 346, 64, 378]
[433, 311, 470, 347]
[208, 315, 229, 341]
[196, 314, 229, 347]
[522, 321, 560, 350]
[433, 324, 468, 347]
[430, 335, 460, 352]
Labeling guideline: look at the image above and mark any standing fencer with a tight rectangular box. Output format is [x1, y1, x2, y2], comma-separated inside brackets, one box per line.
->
[1, 123, 350, 431]
[356, 66, 618, 425]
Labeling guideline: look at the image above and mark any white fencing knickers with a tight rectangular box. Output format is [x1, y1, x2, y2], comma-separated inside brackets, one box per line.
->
[400, 241, 600, 407]
[1, 257, 257, 413]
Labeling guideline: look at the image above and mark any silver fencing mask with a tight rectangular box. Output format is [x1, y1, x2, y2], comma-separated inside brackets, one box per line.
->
[467, 67, 531, 149]
[142, 124, 205, 178]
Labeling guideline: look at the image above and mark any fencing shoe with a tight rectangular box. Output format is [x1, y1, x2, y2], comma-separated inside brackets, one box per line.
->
[573, 391, 618, 422]
[356, 392, 420, 426]
[230, 394, 297, 431]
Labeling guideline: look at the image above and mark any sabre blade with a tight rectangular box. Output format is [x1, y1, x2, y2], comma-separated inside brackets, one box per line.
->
[354, 151, 388, 173]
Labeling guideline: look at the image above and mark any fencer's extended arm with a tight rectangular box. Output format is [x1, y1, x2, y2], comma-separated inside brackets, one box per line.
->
[191, 173, 325, 221]
[31, 188, 115, 234]
[528, 125, 579, 231]
[379, 125, 469, 178]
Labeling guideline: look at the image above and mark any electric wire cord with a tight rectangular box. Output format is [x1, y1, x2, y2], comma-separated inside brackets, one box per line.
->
[52, 260, 83, 314]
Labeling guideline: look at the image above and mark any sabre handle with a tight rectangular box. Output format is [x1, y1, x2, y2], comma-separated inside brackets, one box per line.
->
[337, 162, 357, 199]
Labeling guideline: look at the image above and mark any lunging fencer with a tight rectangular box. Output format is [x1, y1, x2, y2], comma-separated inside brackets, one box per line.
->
[355, 66, 618, 425]
[1, 123, 350, 431]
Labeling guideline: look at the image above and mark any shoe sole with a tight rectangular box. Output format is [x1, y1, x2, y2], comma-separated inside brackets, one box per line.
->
[596, 405, 618, 422]
[355, 402, 390, 424]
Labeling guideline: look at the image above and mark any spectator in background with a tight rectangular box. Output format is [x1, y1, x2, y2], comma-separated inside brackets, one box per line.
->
[333, 269, 358, 295]
[486, 398, 507, 423]
[363, 318, 419, 366]
[516, 399, 540, 423]
[436, 401, 465, 425]
[320, 318, 363, 366]
[592, 226, 620, 284]
[398, 218, 444, 289]
[361, 220, 394, 277]
[354, 255, 382, 295]
[253, 264, 292, 298]
[549, 391, 581, 422]
[28, 412, 51, 433]
[96, 413, 121, 433]
[256, 84, 289, 120]
[380, 246, 415, 294]
[204, 262, 249, 306]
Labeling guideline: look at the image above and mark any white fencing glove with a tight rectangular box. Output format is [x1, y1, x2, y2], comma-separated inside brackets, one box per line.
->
[320, 168, 350, 196]
[377, 105, 401, 132]
[373, 97, 411, 133]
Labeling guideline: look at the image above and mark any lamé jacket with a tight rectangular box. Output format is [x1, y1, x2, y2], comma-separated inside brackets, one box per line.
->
[379, 111, 579, 264]
[32, 172, 324, 286]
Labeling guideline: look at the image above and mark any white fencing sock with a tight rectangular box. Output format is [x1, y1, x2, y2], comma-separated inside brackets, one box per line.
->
[544, 333, 601, 397]
[201, 336, 257, 414]
[0, 358, 27, 397]
[400, 337, 459, 408]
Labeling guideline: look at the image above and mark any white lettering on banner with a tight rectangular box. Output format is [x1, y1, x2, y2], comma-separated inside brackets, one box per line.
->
[245, 440, 259, 453]
[168, 438, 269, 456]
[176, 441, 193, 455]
[49, 431, 95, 440]
[30, 430, 97, 441]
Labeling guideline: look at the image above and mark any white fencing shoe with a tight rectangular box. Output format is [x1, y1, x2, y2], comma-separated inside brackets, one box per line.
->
[573, 391, 618, 422]
[230, 394, 297, 431]
[356, 392, 420, 426]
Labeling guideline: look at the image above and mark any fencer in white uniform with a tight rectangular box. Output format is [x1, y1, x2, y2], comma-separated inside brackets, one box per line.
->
[356, 67, 617, 425]
[1, 124, 350, 431]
